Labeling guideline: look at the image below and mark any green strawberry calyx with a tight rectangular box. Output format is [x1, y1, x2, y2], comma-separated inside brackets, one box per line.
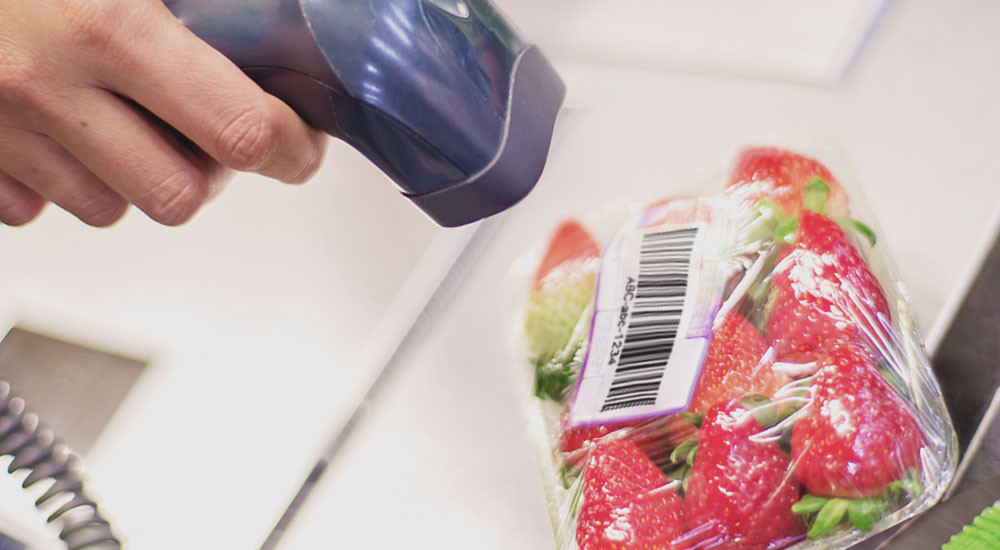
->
[533, 338, 584, 401]
[802, 178, 831, 212]
[748, 178, 877, 247]
[681, 411, 705, 429]
[793, 468, 924, 539]
[739, 393, 779, 429]
[530, 296, 594, 402]
[833, 217, 877, 247]
[664, 438, 698, 497]
[567, 475, 585, 520]
[670, 438, 698, 465]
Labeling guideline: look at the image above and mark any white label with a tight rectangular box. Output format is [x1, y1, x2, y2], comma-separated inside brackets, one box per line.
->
[570, 222, 710, 427]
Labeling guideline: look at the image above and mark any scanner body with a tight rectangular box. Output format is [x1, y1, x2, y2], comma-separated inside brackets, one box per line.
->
[164, 0, 565, 226]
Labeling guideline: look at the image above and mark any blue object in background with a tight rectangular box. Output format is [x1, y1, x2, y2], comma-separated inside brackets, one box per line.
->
[164, 0, 566, 227]
[0, 532, 26, 550]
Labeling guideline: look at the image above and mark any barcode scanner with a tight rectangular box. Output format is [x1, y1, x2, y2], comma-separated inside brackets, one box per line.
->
[164, 0, 566, 227]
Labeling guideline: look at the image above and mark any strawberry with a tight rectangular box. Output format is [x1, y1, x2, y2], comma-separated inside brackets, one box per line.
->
[556, 405, 697, 469]
[791, 341, 924, 499]
[638, 196, 712, 228]
[557, 405, 643, 455]
[525, 220, 601, 401]
[533, 220, 601, 289]
[576, 439, 685, 550]
[687, 311, 790, 414]
[683, 399, 805, 549]
[725, 147, 849, 218]
[765, 210, 890, 362]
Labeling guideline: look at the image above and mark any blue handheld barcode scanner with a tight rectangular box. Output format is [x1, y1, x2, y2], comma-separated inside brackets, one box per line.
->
[163, 0, 565, 227]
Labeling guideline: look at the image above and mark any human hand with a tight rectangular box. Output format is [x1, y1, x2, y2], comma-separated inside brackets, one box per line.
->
[0, 0, 327, 226]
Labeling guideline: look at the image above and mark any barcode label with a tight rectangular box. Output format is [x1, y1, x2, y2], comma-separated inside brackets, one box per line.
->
[570, 222, 711, 427]
[600, 227, 696, 411]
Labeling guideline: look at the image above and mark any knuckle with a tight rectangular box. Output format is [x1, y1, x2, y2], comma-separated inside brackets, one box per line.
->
[0, 54, 44, 108]
[58, 0, 122, 55]
[215, 106, 279, 171]
[142, 170, 207, 226]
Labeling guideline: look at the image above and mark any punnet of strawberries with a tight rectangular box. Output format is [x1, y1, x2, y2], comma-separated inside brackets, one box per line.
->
[515, 146, 957, 549]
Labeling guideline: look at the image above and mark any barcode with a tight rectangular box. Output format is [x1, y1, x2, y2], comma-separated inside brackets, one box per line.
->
[600, 227, 699, 412]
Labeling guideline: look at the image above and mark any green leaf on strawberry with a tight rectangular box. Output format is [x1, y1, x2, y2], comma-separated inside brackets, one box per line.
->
[680, 411, 704, 429]
[567, 474, 585, 519]
[766, 209, 890, 362]
[886, 469, 925, 498]
[525, 220, 600, 401]
[791, 494, 829, 515]
[793, 477, 915, 538]
[834, 217, 877, 247]
[738, 393, 779, 429]
[847, 498, 887, 531]
[791, 342, 925, 499]
[534, 338, 585, 401]
[669, 438, 698, 464]
[808, 498, 850, 538]
[802, 178, 831, 212]
[725, 147, 851, 219]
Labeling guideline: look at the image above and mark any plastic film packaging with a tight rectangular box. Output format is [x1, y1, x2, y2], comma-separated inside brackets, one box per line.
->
[509, 145, 958, 549]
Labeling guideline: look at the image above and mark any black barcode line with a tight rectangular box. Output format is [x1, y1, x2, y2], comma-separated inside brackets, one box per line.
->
[600, 227, 698, 413]
[613, 360, 670, 373]
[602, 397, 657, 410]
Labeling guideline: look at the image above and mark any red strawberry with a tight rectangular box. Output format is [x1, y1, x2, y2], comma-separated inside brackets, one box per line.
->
[683, 400, 805, 549]
[687, 311, 790, 414]
[765, 210, 890, 362]
[576, 439, 685, 550]
[726, 147, 849, 218]
[791, 341, 924, 499]
[533, 220, 601, 289]
[638, 196, 712, 228]
[557, 405, 697, 469]
[558, 404, 638, 454]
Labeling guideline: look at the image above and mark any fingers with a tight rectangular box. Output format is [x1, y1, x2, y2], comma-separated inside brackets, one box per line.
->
[0, 0, 325, 228]
[0, 171, 46, 226]
[84, 1, 326, 184]
[0, 127, 127, 226]
[39, 87, 225, 226]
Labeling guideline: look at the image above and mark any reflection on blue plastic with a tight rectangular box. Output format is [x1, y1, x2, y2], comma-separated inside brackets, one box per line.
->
[164, 0, 563, 225]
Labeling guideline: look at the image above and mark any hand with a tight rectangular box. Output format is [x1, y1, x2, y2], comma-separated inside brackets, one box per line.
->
[0, 0, 327, 226]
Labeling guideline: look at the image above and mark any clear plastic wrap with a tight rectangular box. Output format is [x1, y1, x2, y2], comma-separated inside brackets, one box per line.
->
[509, 145, 958, 549]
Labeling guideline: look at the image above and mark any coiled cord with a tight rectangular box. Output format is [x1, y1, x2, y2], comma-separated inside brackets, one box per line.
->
[0, 382, 120, 549]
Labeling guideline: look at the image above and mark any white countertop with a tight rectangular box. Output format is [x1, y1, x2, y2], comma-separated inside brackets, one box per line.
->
[0, 1, 998, 549]
[277, 1, 1000, 548]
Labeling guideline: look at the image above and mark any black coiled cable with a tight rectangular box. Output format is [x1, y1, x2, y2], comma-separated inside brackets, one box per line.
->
[0, 382, 120, 549]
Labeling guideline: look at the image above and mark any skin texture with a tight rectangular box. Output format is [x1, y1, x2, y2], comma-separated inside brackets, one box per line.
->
[0, 0, 326, 226]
